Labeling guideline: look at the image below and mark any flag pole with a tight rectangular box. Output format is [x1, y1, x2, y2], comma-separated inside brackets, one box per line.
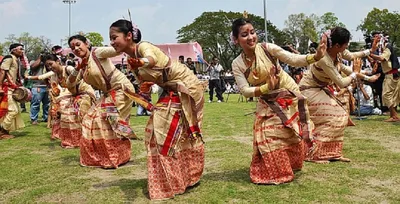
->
[263, 0, 268, 42]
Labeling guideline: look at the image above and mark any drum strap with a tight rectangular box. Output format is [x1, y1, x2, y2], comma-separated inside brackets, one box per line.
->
[5, 72, 18, 89]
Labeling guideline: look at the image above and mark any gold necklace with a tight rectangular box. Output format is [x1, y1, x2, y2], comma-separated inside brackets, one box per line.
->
[243, 52, 255, 62]
[242, 52, 259, 79]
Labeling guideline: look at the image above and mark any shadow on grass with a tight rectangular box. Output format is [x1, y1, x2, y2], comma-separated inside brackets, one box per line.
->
[202, 168, 250, 183]
[61, 154, 80, 166]
[203, 168, 306, 185]
[40, 141, 61, 150]
[10, 131, 28, 137]
[92, 178, 148, 201]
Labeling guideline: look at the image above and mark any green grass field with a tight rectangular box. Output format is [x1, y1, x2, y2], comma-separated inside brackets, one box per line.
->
[1, 93, 400, 203]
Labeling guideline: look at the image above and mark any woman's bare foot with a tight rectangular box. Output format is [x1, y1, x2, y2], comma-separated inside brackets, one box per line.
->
[0, 134, 15, 140]
[347, 118, 356, 126]
[331, 157, 351, 162]
[308, 160, 330, 164]
[384, 117, 400, 122]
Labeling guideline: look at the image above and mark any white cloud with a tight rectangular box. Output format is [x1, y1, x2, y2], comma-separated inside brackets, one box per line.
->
[0, 0, 26, 19]
[102, 3, 170, 44]
[106, 3, 163, 25]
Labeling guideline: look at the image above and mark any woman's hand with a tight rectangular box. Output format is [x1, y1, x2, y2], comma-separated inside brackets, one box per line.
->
[139, 81, 154, 93]
[353, 58, 362, 73]
[370, 35, 381, 53]
[369, 73, 381, 82]
[128, 58, 144, 70]
[76, 58, 88, 71]
[314, 34, 327, 61]
[268, 66, 280, 90]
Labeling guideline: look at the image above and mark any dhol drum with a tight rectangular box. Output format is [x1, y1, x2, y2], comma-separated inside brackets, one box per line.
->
[12, 87, 32, 103]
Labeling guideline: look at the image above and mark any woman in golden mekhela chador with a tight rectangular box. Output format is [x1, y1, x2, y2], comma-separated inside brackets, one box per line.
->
[67, 34, 150, 168]
[231, 17, 326, 184]
[299, 27, 381, 163]
[27, 54, 96, 148]
[109, 19, 204, 200]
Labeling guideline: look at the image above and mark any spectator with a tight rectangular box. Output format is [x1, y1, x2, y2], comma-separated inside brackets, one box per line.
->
[353, 79, 382, 115]
[65, 53, 76, 67]
[207, 56, 224, 102]
[29, 54, 50, 125]
[178, 55, 185, 64]
[137, 82, 153, 116]
[186, 57, 197, 74]
[51, 45, 63, 56]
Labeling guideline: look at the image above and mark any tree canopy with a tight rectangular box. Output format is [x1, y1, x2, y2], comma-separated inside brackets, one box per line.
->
[62, 31, 105, 47]
[84, 32, 104, 47]
[177, 10, 290, 70]
[283, 12, 345, 53]
[358, 8, 400, 47]
[0, 32, 52, 60]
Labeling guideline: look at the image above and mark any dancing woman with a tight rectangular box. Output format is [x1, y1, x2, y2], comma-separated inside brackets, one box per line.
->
[231, 18, 325, 184]
[299, 27, 380, 163]
[109, 19, 205, 200]
[67, 35, 146, 168]
[27, 54, 96, 147]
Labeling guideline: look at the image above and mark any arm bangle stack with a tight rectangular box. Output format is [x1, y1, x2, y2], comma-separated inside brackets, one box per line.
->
[363, 75, 371, 81]
[306, 54, 317, 64]
[71, 69, 79, 77]
[259, 84, 269, 94]
[141, 58, 150, 67]
[363, 49, 371, 56]
[350, 72, 357, 79]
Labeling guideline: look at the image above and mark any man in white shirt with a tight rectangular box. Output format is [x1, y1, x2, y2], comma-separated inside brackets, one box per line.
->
[354, 80, 382, 115]
[207, 57, 224, 102]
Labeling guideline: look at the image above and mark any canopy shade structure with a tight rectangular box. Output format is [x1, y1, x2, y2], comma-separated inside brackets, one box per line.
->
[62, 42, 205, 65]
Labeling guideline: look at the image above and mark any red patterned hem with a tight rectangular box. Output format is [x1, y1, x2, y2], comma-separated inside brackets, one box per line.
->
[51, 122, 61, 140]
[285, 141, 305, 170]
[80, 137, 131, 168]
[59, 128, 81, 148]
[250, 142, 304, 184]
[147, 145, 205, 200]
[305, 140, 343, 161]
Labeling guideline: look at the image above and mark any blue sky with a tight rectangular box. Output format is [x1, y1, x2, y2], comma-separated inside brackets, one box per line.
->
[1, 0, 399, 46]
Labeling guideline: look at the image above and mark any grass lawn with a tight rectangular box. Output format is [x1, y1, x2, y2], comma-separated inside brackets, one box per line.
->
[1, 93, 400, 203]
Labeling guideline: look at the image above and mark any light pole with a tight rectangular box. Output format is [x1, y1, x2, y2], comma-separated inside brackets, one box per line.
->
[62, 0, 76, 37]
[263, 0, 268, 42]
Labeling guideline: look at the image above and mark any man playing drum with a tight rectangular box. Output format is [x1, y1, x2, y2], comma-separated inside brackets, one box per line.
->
[0, 43, 26, 139]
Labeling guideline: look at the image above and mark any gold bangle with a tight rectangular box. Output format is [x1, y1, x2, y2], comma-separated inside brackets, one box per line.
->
[306, 54, 316, 64]
[259, 84, 269, 94]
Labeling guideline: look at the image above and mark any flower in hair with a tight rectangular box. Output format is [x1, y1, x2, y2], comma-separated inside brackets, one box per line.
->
[229, 32, 236, 45]
[131, 22, 139, 40]
[324, 30, 332, 48]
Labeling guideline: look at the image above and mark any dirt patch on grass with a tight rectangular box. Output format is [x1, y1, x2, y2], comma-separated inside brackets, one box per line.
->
[36, 192, 87, 203]
[299, 171, 332, 183]
[377, 140, 400, 153]
[346, 123, 400, 154]
[230, 136, 252, 146]
[368, 178, 395, 188]
[204, 159, 221, 172]
[346, 178, 399, 203]
[203, 135, 252, 146]
[347, 187, 386, 203]
[350, 163, 378, 171]
[78, 162, 147, 191]
[0, 189, 25, 203]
